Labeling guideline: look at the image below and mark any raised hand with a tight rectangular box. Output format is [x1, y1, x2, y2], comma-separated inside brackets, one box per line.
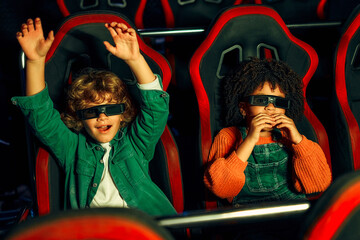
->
[16, 18, 54, 61]
[273, 113, 303, 144]
[104, 22, 140, 62]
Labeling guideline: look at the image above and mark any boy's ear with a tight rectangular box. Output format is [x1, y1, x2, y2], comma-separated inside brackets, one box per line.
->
[239, 102, 246, 116]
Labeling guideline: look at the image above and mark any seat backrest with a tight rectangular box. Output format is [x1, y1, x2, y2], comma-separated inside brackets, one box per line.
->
[299, 170, 360, 240]
[27, 11, 183, 215]
[56, 0, 147, 28]
[160, 0, 242, 28]
[317, 0, 360, 21]
[330, 5, 360, 178]
[162, 0, 324, 28]
[259, 0, 323, 23]
[189, 5, 332, 209]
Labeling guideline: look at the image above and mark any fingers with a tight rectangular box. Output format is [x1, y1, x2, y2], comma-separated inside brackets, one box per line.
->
[17, 18, 42, 38]
[27, 19, 35, 32]
[20, 23, 29, 37]
[45, 30, 55, 46]
[252, 113, 276, 125]
[103, 41, 116, 55]
[272, 114, 302, 144]
[272, 114, 294, 128]
[250, 113, 276, 130]
[105, 22, 135, 37]
[16, 31, 23, 39]
[34, 17, 42, 31]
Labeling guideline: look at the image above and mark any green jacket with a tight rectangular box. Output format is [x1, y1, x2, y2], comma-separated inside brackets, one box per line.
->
[12, 81, 176, 216]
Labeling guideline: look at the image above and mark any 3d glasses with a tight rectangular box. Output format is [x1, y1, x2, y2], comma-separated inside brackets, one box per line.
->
[242, 95, 290, 109]
[76, 104, 125, 120]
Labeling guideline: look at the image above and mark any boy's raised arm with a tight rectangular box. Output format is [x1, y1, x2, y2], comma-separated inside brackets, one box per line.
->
[104, 22, 156, 85]
[16, 18, 54, 96]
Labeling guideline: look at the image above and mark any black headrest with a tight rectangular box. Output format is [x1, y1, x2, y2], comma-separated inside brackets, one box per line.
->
[166, 0, 238, 28]
[57, 0, 145, 28]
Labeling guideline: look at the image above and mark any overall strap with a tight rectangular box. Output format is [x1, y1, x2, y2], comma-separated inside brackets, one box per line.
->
[238, 126, 247, 141]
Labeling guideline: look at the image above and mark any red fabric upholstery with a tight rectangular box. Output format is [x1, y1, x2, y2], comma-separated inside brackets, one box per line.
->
[330, 5, 360, 177]
[7, 208, 174, 240]
[301, 171, 360, 240]
[35, 148, 50, 216]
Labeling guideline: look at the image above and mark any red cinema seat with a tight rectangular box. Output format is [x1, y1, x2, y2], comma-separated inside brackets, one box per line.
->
[56, 0, 148, 28]
[330, 5, 360, 178]
[300, 170, 360, 240]
[6, 208, 174, 240]
[189, 5, 332, 209]
[21, 11, 184, 216]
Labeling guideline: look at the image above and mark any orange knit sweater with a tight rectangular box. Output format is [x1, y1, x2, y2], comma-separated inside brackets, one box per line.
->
[203, 126, 332, 203]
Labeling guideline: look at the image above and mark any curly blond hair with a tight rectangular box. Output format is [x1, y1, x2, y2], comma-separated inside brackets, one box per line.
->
[61, 69, 137, 132]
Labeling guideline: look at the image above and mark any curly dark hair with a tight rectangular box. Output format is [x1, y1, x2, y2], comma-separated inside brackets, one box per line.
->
[223, 57, 304, 127]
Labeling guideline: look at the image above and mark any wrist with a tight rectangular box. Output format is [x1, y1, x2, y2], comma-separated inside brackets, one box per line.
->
[243, 135, 258, 146]
[124, 53, 143, 66]
[26, 56, 46, 65]
[292, 135, 303, 145]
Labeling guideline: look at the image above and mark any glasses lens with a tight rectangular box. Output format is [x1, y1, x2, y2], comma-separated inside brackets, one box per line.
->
[246, 95, 290, 109]
[105, 104, 125, 116]
[251, 96, 269, 106]
[274, 98, 289, 109]
[82, 108, 98, 119]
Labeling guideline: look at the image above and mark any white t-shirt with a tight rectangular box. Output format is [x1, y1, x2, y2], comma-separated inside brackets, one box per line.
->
[90, 142, 128, 208]
[90, 76, 162, 208]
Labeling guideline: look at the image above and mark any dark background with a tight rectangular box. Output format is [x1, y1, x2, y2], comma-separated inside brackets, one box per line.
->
[0, 0, 357, 237]
[0, 0, 63, 199]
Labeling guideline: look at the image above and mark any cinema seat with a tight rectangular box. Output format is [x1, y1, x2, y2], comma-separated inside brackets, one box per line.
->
[56, 0, 149, 28]
[329, 5, 360, 178]
[300, 170, 360, 240]
[6, 208, 174, 240]
[20, 11, 184, 216]
[188, 5, 332, 209]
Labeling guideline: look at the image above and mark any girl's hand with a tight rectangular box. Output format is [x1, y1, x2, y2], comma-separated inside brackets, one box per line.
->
[16, 18, 54, 61]
[246, 113, 276, 143]
[273, 113, 303, 144]
[104, 22, 140, 62]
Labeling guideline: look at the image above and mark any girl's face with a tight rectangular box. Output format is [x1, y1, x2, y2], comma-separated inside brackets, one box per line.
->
[82, 99, 123, 143]
[240, 82, 286, 132]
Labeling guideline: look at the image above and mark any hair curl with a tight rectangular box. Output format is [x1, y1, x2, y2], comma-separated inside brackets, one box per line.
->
[223, 57, 304, 127]
[61, 69, 137, 132]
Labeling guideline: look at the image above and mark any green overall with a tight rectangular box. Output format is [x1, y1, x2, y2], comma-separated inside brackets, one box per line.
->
[233, 127, 305, 205]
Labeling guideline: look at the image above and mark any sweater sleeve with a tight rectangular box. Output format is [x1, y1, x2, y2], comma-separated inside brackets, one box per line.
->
[204, 127, 248, 201]
[291, 135, 332, 194]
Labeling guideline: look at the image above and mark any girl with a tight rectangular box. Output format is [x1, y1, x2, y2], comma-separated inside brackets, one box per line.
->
[12, 18, 176, 216]
[204, 57, 331, 205]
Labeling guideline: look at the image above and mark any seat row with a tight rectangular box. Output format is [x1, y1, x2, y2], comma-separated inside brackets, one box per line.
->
[15, 3, 360, 240]
[55, 0, 360, 28]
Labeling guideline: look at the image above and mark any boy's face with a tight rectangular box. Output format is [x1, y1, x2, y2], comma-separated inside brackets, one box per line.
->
[82, 99, 123, 143]
[240, 82, 286, 133]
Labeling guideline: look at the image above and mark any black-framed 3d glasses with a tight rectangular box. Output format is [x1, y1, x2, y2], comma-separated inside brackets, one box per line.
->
[76, 104, 125, 120]
[242, 95, 290, 109]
